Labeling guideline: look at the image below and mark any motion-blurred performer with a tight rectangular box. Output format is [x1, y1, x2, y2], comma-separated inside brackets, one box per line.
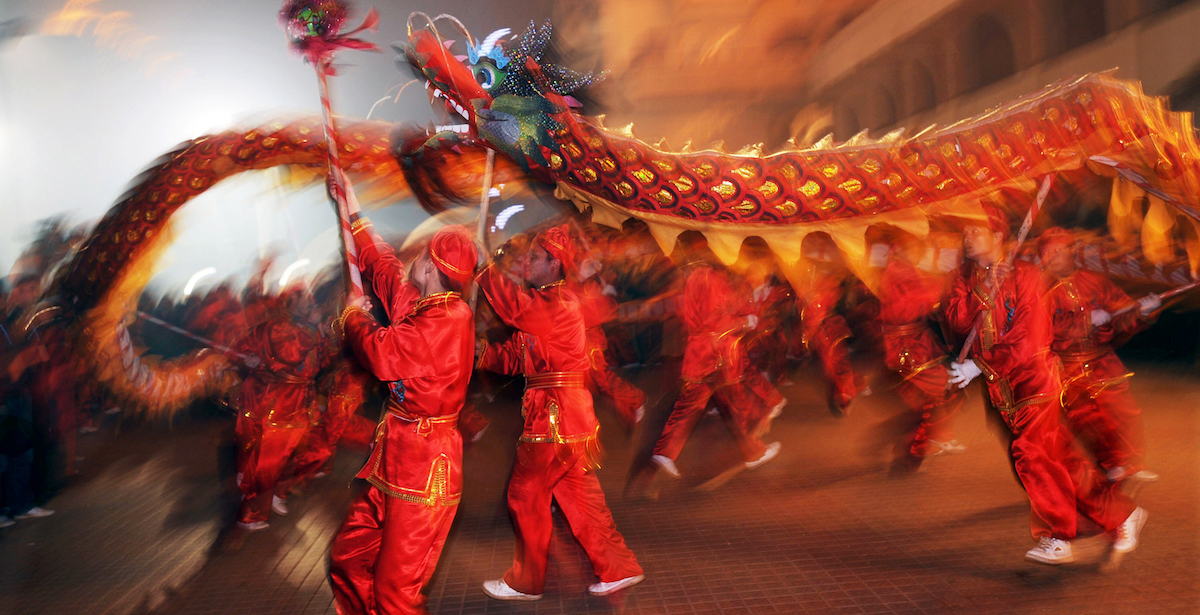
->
[649, 236, 780, 479]
[736, 267, 788, 437]
[944, 205, 1145, 565]
[877, 227, 965, 472]
[1037, 227, 1160, 485]
[476, 225, 644, 600]
[327, 219, 478, 615]
[232, 291, 324, 530]
[575, 257, 646, 430]
[274, 359, 375, 513]
[797, 233, 862, 416]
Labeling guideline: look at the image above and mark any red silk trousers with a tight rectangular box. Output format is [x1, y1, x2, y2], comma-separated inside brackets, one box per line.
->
[236, 413, 307, 524]
[590, 362, 646, 425]
[895, 368, 962, 457]
[653, 379, 767, 463]
[1062, 381, 1145, 473]
[998, 400, 1135, 539]
[812, 331, 857, 408]
[503, 442, 642, 595]
[329, 486, 456, 615]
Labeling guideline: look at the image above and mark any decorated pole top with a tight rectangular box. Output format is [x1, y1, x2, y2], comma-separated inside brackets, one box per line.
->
[280, 0, 379, 68]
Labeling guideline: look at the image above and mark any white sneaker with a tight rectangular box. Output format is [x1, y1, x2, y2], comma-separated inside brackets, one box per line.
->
[745, 442, 781, 470]
[237, 520, 269, 531]
[1128, 470, 1159, 483]
[15, 506, 54, 520]
[588, 574, 645, 596]
[271, 496, 289, 516]
[0, 516, 14, 528]
[931, 439, 967, 454]
[650, 455, 681, 478]
[1113, 507, 1147, 554]
[482, 579, 542, 601]
[1024, 537, 1074, 564]
[768, 399, 786, 420]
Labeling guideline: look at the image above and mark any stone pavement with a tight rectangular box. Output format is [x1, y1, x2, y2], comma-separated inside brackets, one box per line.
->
[2, 359, 1197, 615]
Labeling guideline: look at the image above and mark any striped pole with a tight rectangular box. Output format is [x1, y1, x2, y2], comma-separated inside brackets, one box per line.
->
[315, 62, 365, 296]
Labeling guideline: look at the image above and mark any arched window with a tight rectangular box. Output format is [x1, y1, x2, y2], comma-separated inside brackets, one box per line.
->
[838, 106, 861, 140]
[912, 64, 937, 114]
[1062, 0, 1106, 51]
[968, 16, 1016, 90]
[874, 88, 897, 130]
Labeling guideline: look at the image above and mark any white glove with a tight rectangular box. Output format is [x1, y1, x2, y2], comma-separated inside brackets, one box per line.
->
[746, 314, 759, 329]
[947, 360, 981, 389]
[1090, 309, 1112, 327]
[1139, 293, 1161, 316]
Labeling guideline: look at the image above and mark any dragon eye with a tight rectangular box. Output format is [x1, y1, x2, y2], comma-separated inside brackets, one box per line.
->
[473, 64, 500, 91]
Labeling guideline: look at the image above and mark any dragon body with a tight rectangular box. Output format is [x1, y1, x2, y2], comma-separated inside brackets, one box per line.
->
[405, 20, 1200, 266]
[44, 17, 1200, 413]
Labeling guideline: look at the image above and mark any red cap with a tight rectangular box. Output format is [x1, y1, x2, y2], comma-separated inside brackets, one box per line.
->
[536, 224, 576, 273]
[979, 201, 1011, 235]
[1036, 226, 1076, 255]
[429, 225, 478, 285]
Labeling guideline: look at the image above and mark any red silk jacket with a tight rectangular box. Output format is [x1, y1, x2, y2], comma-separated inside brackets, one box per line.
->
[1043, 269, 1153, 398]
[344, 228, 474, 507]
[945, 259, 1060, 418]
[477, 266, 600, 443]
[678, 264, 746, 384]
[879, 257, 948, 374]
[234, 314, 324, 428]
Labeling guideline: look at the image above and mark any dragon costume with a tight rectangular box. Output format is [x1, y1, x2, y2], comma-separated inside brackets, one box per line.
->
[43, 15, 1200, 413]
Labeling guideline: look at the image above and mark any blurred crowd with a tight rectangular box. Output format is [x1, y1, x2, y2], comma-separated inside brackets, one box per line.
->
[0, 209, 1167, 575]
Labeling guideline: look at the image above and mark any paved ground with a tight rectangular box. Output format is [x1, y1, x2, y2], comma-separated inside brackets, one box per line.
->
[2, 358, 1197, 615]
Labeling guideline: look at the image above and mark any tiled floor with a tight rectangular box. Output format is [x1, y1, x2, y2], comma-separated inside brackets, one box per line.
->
[2, 359, 1197, 614]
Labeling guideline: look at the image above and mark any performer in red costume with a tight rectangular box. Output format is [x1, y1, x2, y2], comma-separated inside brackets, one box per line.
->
[476, 225, 644, 600]
[944, 205, 1145, 565]
[877, 228, 964, 471]
[327, 218, 478, 615]
[1037, 227, 1160, 484]
[574, 258, 646, 430]
[274, 360, 374, 512]
[232, 292, 325, 530]
[797, 233, 862, 416]
[650, 237, 780, 479]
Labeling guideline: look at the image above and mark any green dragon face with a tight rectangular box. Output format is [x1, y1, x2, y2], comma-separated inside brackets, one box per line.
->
[403, 17, 601, 172]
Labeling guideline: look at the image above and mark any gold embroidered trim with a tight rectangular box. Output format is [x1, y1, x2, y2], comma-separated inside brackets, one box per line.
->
[900, 356, 947, 381]
[333, 304, 370, 338]
[972, 282, 995, 309]
[431, 251, 469, 276]
[411, 291, 461, 315]
[368, 453, 461, 507]
[350, 218, 373, 234]
[526, 371, 587, 389]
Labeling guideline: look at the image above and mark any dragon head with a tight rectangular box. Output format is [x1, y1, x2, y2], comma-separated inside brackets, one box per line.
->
[402, 16, 601, 172]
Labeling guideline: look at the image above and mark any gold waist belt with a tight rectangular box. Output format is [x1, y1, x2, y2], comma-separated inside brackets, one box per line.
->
[385, 398, 458, 437]
[525, 371, 587, 389]
[1058, 347, 1110, 364]
[257, 370, 312, 385]
[882, 322, 928, 337]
